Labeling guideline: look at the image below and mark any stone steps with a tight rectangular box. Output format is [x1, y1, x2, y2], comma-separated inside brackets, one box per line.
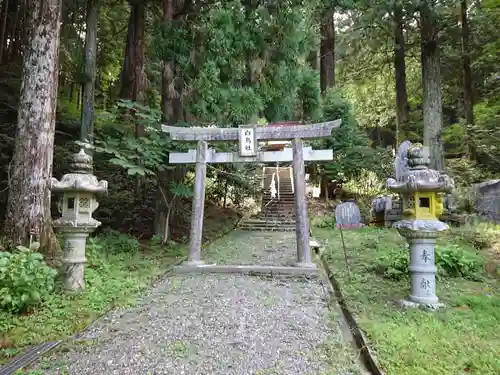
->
[239, 219, 296, 232]
[255, 167, 296, 231]
[259, 215, 295, 220]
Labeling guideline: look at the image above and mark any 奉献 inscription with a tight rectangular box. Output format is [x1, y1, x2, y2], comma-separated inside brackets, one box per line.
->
[420, 278, 431, 291]
[421, 249, 431, 263]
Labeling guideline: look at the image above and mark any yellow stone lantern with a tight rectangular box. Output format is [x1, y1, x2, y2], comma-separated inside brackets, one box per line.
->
[386, 143, 454, 309]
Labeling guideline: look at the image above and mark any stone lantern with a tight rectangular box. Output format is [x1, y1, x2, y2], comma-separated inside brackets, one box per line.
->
[50, 149, 108, 291]
[386, 144, 454, 309]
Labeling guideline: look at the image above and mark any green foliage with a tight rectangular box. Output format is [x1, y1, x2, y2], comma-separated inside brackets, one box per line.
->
[375, 243, 484, 281]
[446, 157, 494, 187]
[297, 66, 322, 121]
[436, 244, 484, 279]
[316, 90, 393, 183]
[150, 0, 319, 124]
[0, 234, 183, 361]
[0, 247, 57, 313]
[315, 227, 500, 375]
[80, 100, 192, 198]
[97, 229, 141, 254]
[453, 222, 500, 251]
[312, 215, 336, 228]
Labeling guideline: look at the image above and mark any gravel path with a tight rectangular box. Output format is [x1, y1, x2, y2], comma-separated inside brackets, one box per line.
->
[204, 230, 298, 266]
[30, 231, 365, 375]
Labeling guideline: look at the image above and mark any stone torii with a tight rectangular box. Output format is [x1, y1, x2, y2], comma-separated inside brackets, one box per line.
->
[162, 120, 340, 276]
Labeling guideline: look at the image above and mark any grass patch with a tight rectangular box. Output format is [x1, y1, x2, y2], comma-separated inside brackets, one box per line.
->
[313, 226, 500, 375]
[0, 206, 239, 365]
[0, 232, 185, 364]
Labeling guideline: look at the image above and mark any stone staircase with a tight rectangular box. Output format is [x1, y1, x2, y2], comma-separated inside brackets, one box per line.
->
[239, 167, 297, 231]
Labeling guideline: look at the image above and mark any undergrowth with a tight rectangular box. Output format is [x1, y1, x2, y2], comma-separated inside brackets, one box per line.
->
[313, 223, 500, 375]
[0, 231, 185, 364]
[375, 243, 484, 281]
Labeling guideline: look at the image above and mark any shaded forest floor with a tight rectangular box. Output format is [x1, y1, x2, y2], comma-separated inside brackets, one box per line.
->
[0, 205, 240, 364]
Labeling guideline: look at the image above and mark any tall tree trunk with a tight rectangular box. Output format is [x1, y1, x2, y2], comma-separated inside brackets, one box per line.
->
[161, 0, 175, 122]
[0, 0, 9, 64]
[80, 0, 99, 150]
[5, 0, 62, 262]
[155, 0, 176, 242]
[420, 2, 445, 172]
[460, 0, 476, 160]
[120, 1, 146, 194]
[155, 0, 189, 243]
[394, 4, 409, 146]
[119, 0, 145, 115]
[320, 8, 335, 94]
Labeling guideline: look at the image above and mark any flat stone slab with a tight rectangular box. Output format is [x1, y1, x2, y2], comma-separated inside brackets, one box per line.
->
[173, 264, 319, 278]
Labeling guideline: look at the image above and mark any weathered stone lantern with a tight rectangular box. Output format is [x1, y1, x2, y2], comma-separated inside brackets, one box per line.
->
[386, 144, 454, 309]
[50, 149, 108, 291]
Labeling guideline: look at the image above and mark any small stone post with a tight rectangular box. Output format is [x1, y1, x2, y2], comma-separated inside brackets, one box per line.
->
[387, 144, 454, 309]
[186, 140, 208, 265]
[50, 149, 108, 291]
[292, 137, 314, 267]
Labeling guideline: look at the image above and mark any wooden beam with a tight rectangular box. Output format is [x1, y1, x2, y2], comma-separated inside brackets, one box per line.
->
[169, 147, 333, 164]
[162, 120, 341, 142]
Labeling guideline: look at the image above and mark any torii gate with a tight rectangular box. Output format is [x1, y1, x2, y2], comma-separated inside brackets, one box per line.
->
[162, 120, 340, 276]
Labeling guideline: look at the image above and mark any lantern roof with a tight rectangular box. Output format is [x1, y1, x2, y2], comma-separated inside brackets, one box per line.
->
[50, 149, 108, 194]
[386, 144, 454, 193]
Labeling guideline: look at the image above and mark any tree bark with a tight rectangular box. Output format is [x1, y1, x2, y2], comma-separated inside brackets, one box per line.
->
[161, 0, 176, 122]
[155, 0, 187, 242]
[460, 0, 476, 160]
[0, 0, 9, 64]
[394, 4, 409, 146]
[119, 0, 146, 116]
[5, 0, 62, 262]
[80, 0, 99, 151]
[320, 8, 335, 93]
[420, 2, 445, 172]
[120, 1, 146, 194]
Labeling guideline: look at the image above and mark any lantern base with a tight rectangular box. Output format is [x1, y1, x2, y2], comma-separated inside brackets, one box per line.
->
[294, 261, 317, 269]
[399, 298, 445, 311]
[181, 259, 208, 267]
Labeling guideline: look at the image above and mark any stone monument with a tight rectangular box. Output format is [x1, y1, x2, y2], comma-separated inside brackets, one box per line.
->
[50, 149, 108, 291]
[335, 201, 364, 229]
[386, 144, 454, 309]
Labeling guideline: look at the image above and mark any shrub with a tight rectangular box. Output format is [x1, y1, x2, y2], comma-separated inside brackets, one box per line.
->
[0, 246, 58, 313]
[375, 243, 483, 281]
[99, 229, 140, 253]
[436, 244, 484, 279]
[312, 215, 336, 228]
[375, 246, 409, 281]
[453, 222, 500, 251]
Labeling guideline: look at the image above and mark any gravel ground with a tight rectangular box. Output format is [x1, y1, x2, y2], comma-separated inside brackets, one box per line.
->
[30, 231, 365, 375]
